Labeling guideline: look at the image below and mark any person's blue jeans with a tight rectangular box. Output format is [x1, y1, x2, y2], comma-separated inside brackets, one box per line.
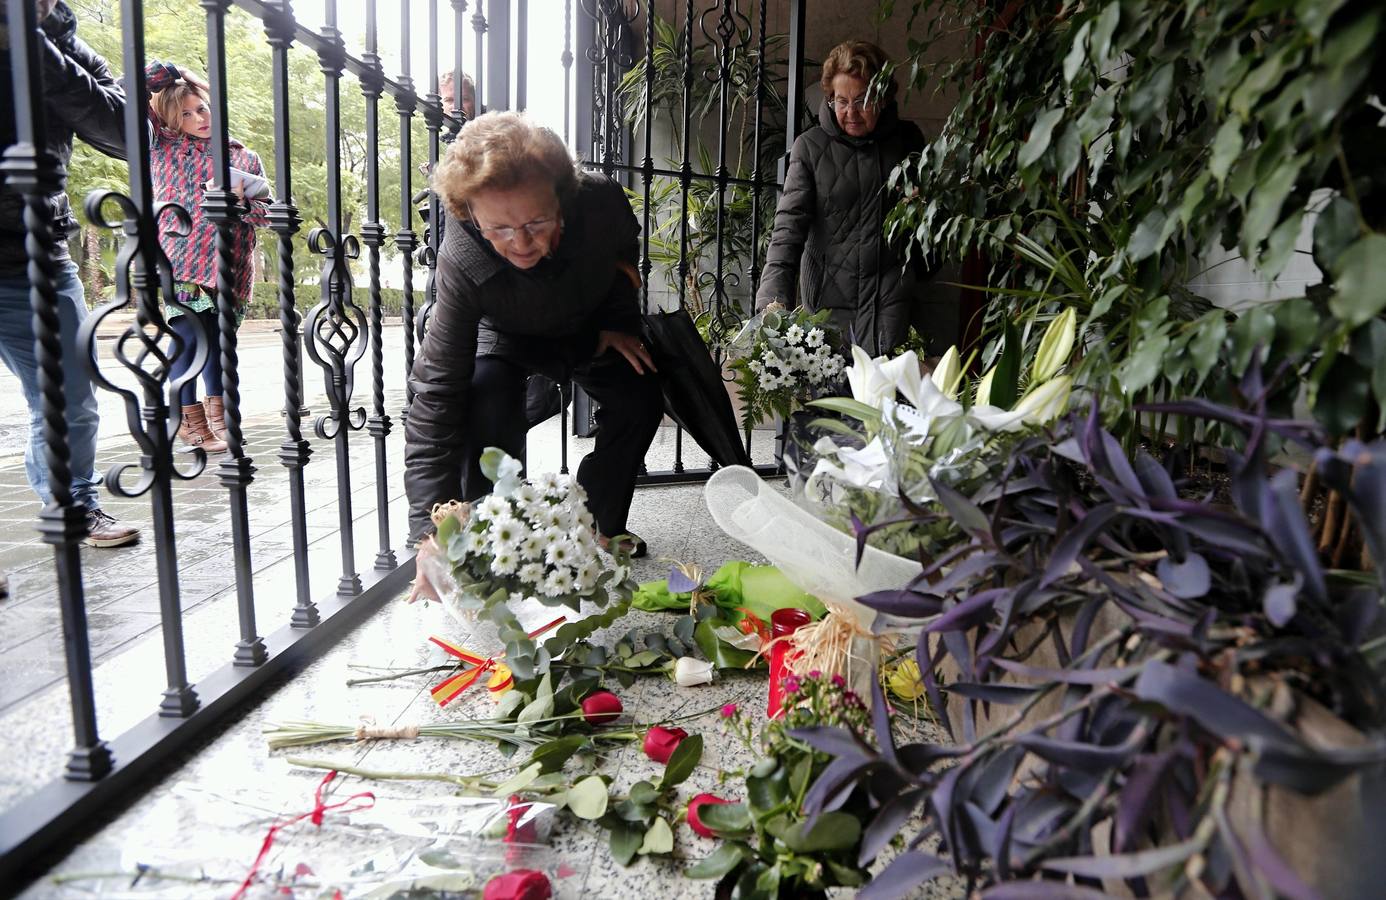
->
[0, 261, 102, 511]
[168, 309, 223, 405]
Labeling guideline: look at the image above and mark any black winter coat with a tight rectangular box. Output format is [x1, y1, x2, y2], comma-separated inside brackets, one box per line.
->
[0, 2, 126, 277]
[403, 172, 641, 536]
[755, 100, 925, 356]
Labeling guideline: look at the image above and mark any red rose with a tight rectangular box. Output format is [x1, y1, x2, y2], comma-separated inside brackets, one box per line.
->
[483, 869, 551, 900]
[642, 725, 688, 764]
[580, 690, 623, 725]
[686, 792, 732, 838]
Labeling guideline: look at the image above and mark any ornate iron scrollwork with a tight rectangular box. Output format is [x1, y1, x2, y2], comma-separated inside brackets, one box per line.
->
[303, 227, 368, 441]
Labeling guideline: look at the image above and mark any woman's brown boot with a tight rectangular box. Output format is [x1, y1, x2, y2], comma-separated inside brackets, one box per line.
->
[204, 395, 228, 443]
[178, 402, 228, 453]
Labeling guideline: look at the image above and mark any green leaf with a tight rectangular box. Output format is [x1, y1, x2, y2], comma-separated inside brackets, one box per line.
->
[660, 733, 704, 790]
[1090, 3, 1120, 63]
[609, 821, 643, 866]
[746, 763, 788, 811]
[1209, 119, 1243, 183]
[1187, 312, 1227, 389]
[1328, 233, 1386, 327]
[491, 762, 542, 797]
[417, 848, 465, 869]
[1120, 333, 1171, 395]
[1229, 307, 1277, 374]
[1127, 63, 1173, 126]
[1351, 319, 1386, 431]
[638, 816, 674, 855]
[629, 780, 659, 806]
[697, 801, 753, 835]
[1018, 108, 1064, 169]
[529, 735, 587, 774]
[494, 688, 527, 721]
[779, 811, 863, 853]
[434, 512, 460, 548]
[1313, 195, 1361, 271]
[1242, 155, 1304, 256]
[1063, 21, 1091, 85]
[1075, 89, 1115, 145]
[686, 842, 750, 879]
[1179, 173, 1210, 226]
[990, 318, 1021, 410]
[516, 673, 554, 725]
[1270, 297, 1320, 361]
[1128, 208, 1171, 262]
[565, 774, 609, 820]
[694, 618, 756, 670]
[807, 396, 881, 424]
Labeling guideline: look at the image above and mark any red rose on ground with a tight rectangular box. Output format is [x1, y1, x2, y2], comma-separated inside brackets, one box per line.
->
[483, 869, 551, 900]
[580, 690, 623, 725]
[686, 792, 732, 838]
[642, 725, 688, 764]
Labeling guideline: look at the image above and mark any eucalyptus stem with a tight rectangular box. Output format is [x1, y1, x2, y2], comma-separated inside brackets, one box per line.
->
[346, 664, 456, 686]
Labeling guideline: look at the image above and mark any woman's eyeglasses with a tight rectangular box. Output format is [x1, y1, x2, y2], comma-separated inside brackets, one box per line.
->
[467, 206, 560, 243]
[828, 96, 873, 112]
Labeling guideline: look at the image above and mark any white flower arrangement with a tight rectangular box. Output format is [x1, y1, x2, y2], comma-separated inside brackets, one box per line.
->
[416, 448, 635, 679]
[730, 306, 846, 429]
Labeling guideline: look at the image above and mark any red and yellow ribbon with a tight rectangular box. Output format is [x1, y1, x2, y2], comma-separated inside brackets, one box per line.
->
[428, 616, 566, 707]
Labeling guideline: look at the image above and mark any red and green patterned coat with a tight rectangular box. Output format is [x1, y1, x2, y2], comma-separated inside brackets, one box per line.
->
[150, 127, 268, 309]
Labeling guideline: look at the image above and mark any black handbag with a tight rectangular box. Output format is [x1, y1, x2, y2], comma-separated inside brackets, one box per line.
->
[641, 308, 754, 468]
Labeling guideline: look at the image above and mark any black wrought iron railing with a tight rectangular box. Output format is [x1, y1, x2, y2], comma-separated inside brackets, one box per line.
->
[0, 0, 805, 883]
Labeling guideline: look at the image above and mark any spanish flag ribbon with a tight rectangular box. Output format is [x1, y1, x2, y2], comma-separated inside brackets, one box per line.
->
[428, 616, 567, 707]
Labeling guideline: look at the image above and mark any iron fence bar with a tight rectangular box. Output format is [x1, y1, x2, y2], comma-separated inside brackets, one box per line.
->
[303, 0, 366, 597]
[361, 0, 397, 571]
[396, 0, 418, 422]
[78, 0, 203, 719]
[200, 0, 267, 668]
[701, 2, 750, 349]
[472, 3, 487, 113]
[263, 0, 317, 629]
[418, 0, 442, 340]
[587, 159, 778, 191]
[451, 0, 467, 126]
[744, 0, 768, 462]
[0, 561, 417, 887]
[638, 1, 653, 319]
[672, 0, 696, 474]
[0, 0, 112, 781]
[516, 0, 528, 111]
[562, 0, 573, 145]
[782, 0, 806, 178]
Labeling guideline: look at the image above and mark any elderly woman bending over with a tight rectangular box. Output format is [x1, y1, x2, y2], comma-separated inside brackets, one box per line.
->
[404, 111, 662, 556]
[756, 40, 927, 357]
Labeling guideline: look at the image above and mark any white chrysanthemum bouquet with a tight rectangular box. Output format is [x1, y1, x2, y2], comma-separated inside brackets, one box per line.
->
[730, 306, 846, 429]
[410, 448, 634, 679]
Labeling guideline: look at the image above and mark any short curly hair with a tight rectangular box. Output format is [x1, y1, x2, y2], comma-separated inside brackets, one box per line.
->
[820, 40, 896, 104]
[432, 111, 577, 221]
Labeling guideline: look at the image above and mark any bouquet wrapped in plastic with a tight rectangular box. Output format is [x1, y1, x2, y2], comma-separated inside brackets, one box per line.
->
[409, 448, 634, 680]
[727, 305, 845, 429]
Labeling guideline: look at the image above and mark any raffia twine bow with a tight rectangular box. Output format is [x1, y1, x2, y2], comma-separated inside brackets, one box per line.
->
[755, 602, 896, 687]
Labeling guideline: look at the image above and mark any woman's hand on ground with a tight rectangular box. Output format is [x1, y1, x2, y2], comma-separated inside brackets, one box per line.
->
[596, 330, 657, 375]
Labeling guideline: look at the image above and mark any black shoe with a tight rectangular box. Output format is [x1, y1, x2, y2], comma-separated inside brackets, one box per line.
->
[83, 509, 141, 548]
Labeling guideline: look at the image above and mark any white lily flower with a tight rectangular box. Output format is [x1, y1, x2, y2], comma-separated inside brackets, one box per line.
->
[1015, 375, 1073, 425]
[846, 346, 926, 412]
[897, 370, 963, 421]
[674, 656, 714, 687]
[968, 403, 1030, 433]
[809, 436, 892, 489]
[1032, 309, 1076, 383]
[931, 345, 963, 399]
[974, 367, 996, 407]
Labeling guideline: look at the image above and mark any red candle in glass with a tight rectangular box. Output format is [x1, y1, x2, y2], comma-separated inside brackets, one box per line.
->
[767, 607, 812, 718]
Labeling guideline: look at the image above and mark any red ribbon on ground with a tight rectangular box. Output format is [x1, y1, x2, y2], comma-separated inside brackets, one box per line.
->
[428, 616, 567, 707]
[230, 770, 375, 900]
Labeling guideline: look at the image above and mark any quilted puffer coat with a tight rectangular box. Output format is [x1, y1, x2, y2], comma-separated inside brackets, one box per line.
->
[755, 99, 926, 356]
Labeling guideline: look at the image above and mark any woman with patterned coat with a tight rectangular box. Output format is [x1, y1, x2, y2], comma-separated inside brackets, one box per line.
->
[146, 61, 270, 452]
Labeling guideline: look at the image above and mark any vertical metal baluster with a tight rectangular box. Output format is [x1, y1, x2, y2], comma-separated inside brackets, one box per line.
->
[397, 0, 418, 422]
[744, 0, 768, 462]
[81, 0, 201, 717]
[472, 4, 487, 114]
[303, 0, 367, 597]
[451, 0, 467, 126]
[201, 0, 265, 666]
[1, 0, 112, 778]
[672, 0, 695, 475]
[558, 0, 573, 475]
[361, 0, 396, 570]
[782, 0, 806, 178]
[516, 0, 528, 111]
[418, 0, 442, 339]
[639, 1, 654, 320]
[263, 0, 315, 627]
[562, 0, 573, 146]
